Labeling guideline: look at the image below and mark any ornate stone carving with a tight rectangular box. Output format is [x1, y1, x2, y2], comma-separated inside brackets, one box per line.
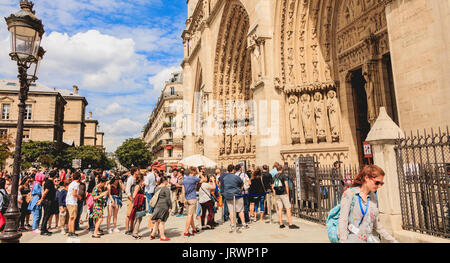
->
[288, 95, 301, 143]
[313, 92, 327, 141]
[300, 93, 313, 142]
[326, 90, 341, 142]
[363, 64, 377, 125]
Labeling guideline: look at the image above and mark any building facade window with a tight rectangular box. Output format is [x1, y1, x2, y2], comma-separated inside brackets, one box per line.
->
[0, 129, 7, 137]
[25, 104, 32, 120]
[23, 129, 30, 139]
[170, 86, 175, 95]
[168, 148, 173, 158]
[1, 104, 10, 120]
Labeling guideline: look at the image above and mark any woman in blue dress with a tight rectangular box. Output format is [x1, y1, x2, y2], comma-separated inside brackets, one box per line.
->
[28, 173, 45, 234]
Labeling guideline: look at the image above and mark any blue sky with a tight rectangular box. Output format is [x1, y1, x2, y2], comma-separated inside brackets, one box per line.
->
[0, 0, 187, 152]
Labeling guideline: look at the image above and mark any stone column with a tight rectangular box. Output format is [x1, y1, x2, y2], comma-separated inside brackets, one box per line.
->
[366, 107, 404, 235]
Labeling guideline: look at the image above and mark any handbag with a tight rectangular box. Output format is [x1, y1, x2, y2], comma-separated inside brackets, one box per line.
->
[149, 187, 162, 208]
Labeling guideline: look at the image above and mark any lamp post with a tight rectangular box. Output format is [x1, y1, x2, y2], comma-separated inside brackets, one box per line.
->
[0, 0, 45, 243]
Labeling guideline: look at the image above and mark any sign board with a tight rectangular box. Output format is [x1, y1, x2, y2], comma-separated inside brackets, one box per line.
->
[363, 141, 373, 158]
[32, 162, 41, 167]
[72, 159, 82, 169]
[295, 158, 301, 201]
[296, 156, 316, 202]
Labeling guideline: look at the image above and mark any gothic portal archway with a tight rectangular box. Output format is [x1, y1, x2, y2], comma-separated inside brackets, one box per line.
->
[276, 0, 397, 165]
[213, 0, 255, 167]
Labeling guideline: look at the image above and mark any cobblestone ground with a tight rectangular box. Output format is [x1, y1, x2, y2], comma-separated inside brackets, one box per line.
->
[20, 205, 329, 243]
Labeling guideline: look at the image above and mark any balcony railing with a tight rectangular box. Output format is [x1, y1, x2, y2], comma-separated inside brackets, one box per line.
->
[163, 107, 177, 114]
[151, 138, 183, 152]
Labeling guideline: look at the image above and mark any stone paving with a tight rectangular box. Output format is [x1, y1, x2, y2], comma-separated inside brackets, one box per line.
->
[20, 205, 329, 243]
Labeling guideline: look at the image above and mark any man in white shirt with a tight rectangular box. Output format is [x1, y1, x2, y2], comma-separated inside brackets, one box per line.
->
[144, 167, 157, 215]
[66, 173, 81, 237]
[235, 164, 250, 224]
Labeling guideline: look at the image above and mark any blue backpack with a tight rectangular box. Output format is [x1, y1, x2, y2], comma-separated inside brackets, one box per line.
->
[326, 187, 356, 243]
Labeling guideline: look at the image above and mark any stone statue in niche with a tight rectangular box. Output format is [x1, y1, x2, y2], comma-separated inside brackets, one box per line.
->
[225, 122, 232, 155]
[324, 64, 332, 81]
[244, 122, 251, 153]
[300, 63, 307, 83]
[299, 46, 305, 63]
[232, 123, 238, 154]
[312, 61, 319, 82]
[313, 92, 327, 141]
[219, 125, 225, 155]
[300, 94, 313, 142]
[287, 63, 295, 84]
[195, 136, 204, 155]
[327, 90, 340, 142]
[237, 121, 246, 154]
[363, 69, 376, 125]
[288, 95, 301, 144]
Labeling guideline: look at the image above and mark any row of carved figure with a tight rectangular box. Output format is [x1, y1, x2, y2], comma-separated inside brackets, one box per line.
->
[219, 129, 254, 156]
[288, 89, 341, 144]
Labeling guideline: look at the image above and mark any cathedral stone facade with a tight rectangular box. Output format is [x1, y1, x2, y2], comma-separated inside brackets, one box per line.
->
[181, 0, 450, 168]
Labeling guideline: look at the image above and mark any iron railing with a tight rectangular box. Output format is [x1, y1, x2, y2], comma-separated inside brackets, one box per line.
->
[204, 162, 359, 225]
[395, 127, 450, 239]
[285, 163, 359, 225]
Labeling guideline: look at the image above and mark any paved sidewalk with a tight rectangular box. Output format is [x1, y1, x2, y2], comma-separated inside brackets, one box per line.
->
[20, 205, 329, 243]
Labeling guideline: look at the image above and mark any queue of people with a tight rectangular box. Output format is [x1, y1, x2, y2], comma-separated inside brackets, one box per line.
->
[0, 162, 396, 243]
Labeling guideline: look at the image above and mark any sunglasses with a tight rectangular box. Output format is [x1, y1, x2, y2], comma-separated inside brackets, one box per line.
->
[370, 177, 384, 186]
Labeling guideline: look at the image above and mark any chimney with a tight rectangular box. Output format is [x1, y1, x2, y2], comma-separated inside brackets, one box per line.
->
[73, 85, 79, 95]
[89, 112, 92, 119]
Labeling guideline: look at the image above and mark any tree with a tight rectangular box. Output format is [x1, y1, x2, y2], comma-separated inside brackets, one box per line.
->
[65, 145, 115, 170]
[0, 134, 14, 170]
[21, 141, 59, 169]
[20, 141, 114, 170]
[115, 138, 151, 169]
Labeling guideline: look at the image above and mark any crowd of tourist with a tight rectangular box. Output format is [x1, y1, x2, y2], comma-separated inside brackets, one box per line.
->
[0, 162, 395, 243]
[0, 162, 300, 240]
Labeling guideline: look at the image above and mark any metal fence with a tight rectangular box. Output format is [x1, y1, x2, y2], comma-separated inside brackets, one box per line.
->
[285, 163, 360, 225]
[395, 128, 450, 239]
[205, 163, 359, 225]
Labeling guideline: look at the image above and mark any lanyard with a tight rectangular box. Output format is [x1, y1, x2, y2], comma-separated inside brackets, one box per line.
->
[358, 195, 370, 226]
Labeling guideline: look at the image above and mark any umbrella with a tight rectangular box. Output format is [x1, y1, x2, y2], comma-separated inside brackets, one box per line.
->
[179, 154, 217, 168]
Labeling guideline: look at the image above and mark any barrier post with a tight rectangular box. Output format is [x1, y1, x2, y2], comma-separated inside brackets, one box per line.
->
[221, 202, 224, 224]
[268, 192, 272, 224]
[233, 195, 237, 233]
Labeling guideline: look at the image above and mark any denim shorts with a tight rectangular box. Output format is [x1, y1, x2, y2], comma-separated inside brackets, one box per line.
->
[251, 196, 265, 212]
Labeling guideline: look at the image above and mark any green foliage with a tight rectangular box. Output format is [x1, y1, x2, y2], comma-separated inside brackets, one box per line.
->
[0, 135, 14, 169]
[21, 141, 60, 169]
[20, 141, 115, 170]
[115, 138, 151, 169]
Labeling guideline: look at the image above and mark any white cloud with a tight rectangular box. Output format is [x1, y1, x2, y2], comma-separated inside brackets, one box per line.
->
[102, 118, 142, 137]
[96, 102, 130, 117]
[148, 66, 182, 94]
[38, 30, 153, 93]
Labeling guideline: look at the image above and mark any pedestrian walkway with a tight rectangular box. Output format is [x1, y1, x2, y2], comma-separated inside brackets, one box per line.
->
[20, 205, 329, 243]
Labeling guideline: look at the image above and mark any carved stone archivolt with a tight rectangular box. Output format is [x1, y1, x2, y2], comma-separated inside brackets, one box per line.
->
[277, 0, 390, 145]
[213, 1, 255, 162]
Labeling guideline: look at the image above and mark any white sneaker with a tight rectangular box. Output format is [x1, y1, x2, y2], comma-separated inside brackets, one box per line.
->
[32, 229, 40, 234]
[62, 229, 66, 235]
[108, 228, 113, 234]
[114, 228, 120, 233]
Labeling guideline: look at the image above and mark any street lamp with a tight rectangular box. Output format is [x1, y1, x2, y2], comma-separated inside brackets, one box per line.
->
[0, 0, 45, 243]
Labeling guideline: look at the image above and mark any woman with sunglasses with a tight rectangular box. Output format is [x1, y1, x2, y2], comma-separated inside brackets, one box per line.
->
[338, 165, 398, 243]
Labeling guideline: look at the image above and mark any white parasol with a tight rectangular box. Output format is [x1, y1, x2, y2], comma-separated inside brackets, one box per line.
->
[179, 154, 217, 168]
